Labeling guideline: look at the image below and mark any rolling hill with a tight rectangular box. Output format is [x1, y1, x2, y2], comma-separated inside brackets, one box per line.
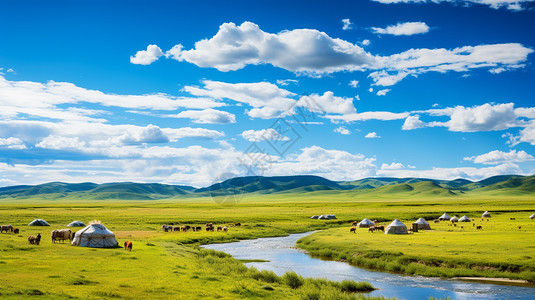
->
[0, 174, 532, 200]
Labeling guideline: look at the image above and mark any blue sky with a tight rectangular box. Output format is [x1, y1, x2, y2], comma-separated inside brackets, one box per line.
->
[1, 0, 534, 187]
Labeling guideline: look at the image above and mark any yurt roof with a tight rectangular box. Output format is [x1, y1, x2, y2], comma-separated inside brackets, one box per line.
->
[459, 215, 471, 221]
[67, 220, 85, 227]
[482, 211, 491, 217]
[530, 213, 535, 219]
[28, 219, 50, 226]
[440, 213, 450, 219]
[359, 218, 374, 225]
[388, 219, 406, 227]
[413, 218, 429, 225]
[450, 216, 459, 221]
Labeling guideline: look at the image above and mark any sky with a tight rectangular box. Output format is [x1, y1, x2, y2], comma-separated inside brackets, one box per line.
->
[0, 0, 535, 187]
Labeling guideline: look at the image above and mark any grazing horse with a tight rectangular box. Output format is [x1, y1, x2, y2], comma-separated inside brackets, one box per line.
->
[476, 226, 482, 230]
[180, 226, 187, 232]
[196, 226, 201, 231]
[349, 227, 356, 233]
[124, 241, 133, 251]
[223, 226, 228, 232]
[13, 228, 19, 234]
[368, 226, 376, 233]
[162, 225, 173, 232]
[173, 226, 180, 232]
[518, 226, 522, 230]
[28, 233, 42, 245]
[375, 225, 385, 232]
[351, 221, 358, 226]
[216, 226, 222, 232]
[1, 225, 14, 233]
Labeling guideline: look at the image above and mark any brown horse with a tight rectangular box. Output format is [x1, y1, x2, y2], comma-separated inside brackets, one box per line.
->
[350, 227, 356, 233]
[1, 225, 14, 233]
[124, 241, 133, 251]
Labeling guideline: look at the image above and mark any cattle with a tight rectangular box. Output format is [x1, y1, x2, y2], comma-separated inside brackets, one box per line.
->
[124, 241, 133, 251]
[375, 225, 385, 232]
[476, 226, 482, 230]
[473, 223, 475, 227]
[180, 226, 187, 232]
[349, 227, 356, 233]
[216, 226, 222, 232]
[234, 222, 241, 226]
[162, 225, 173, 232]
[185, 225, 191, 231]
[206, 223, 213, 227]
[368, 226, 375, 233]
[453, 223, 457, 227]
[223, 226, 228, 232]
[13, 228, 19, 234]
[195, 226, 201, 231]
[28, 233, 41, 245]
[51, 229, 72, 243]
[1, 225, 14, 233]
[173, 226, 180, 232]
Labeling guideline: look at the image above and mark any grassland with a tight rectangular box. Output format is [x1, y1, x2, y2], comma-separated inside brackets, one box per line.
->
[0, 191, 534, 298]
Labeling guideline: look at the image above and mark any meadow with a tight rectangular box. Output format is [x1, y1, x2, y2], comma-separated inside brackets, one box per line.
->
[0, 191, 534, 299]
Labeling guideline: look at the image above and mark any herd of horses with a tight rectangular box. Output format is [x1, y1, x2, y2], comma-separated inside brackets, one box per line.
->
[161, 222, 240, 233]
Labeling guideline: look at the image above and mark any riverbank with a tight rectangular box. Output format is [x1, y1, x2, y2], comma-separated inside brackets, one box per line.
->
[296, 215, 535, 284]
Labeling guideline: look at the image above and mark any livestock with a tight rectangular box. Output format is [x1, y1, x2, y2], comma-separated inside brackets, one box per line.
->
[473, 223, 475, 227]
[185, 225, 191, 231]
[180, 226, 187, 232]
[162, 225, 173, 232]
[223, 226, 228, 232]
[234, 222, 241, 226]
[1, 224, 14, 233]
[217, 226, 222, 232]
[51, 229, 72, 243]
[351, 221, 358, 226]
[368, 226, 375, 233]
[206, 223, 213, 227]
[375, 225, 385, 232]
[124, 241, 133, 251]
[28, 233, 41, 245]
[195, 226, 201, 231]
[349, 227, 356, 233]
[434, 219, 440, 223]
[13, 228, 19, 234]
[510, 218, 516, 220]
[476, 226, 482, 230]
[191, 227, 196, 232]
[206, 225, 214, 232]
[453, 223, 457, 227]
[173, 226, 180, 232]
[518, 226, 522, 230]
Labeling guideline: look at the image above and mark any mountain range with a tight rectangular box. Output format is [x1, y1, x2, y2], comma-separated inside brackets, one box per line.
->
[0, 174, 533, 200]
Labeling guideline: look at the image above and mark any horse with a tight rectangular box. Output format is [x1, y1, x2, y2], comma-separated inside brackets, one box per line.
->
[1, 225, 14, 233]
[349, 227, 356, 233]
[124, 241, 133, 251]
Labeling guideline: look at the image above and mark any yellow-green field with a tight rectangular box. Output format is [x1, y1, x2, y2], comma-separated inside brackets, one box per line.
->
[0, 192, 534, 299]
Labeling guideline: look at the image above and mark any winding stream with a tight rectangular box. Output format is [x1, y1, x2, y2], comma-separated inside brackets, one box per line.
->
[202, 232, 534, 300]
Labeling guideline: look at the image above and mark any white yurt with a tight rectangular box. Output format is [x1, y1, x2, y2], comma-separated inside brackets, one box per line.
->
[385, 219, 408, 234]
[326, 214, 337, 219]
[310, 215, 319, 219]
[438, 213, 451, 220]
[450, 216, 459, 223]
[482, 211, 491, 218]
[71, 223, 118, 248]
[459, 215, 471, 222]
[357, 218, 375, 228]
[28, 219, 50, 226]
[413, 218, 431, 230]
[530, 213, 535, 220]
[67, 220, 85, 227]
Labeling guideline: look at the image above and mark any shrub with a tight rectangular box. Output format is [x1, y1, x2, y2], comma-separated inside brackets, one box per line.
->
[283, 271, 304, 289]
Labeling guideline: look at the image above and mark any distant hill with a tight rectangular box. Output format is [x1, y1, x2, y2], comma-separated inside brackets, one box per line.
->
[0, 174, 533, 200]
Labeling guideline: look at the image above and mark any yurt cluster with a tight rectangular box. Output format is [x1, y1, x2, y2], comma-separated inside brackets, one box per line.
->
[349, 210, 500, 235]
[5, 218, 119, 248]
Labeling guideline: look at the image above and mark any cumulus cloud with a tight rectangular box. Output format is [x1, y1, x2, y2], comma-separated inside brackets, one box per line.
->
[464, 150, 534, 165]
[402, 115, 426, 130]
[342, 18, 353, 30]
[174, 109, 236, 124]
[372, 22, 429, 36]
[328, 111, 409, 123]
[130, 44, 164, 65]
[381, 162, 404, 169]
[365, 132, 381, 138]
[518, 121, 535, 145]
[276, 79, 298, 86]
[299, 92, 356, 115]
[369, 71, 411, 86]
[0, 137, 26, 149]
[429, 103, 519, 132]
[334, 126, 351, 135]
[349, 80, 359, 88]
[137, 21, 533, 85]
[241, 128, 290, 142]
[371, 0, 535, 11]
[376, 89, 391, 96]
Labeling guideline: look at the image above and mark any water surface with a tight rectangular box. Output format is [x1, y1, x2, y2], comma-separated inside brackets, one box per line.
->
[202, 232, 534, 300]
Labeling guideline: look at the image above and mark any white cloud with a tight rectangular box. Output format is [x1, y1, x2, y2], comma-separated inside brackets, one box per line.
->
[0, 137, 26, 149]
[130, 44, 164, 65]
[276, 79, 298, 86]
[369, 70, 411, 86]
[328, 111, 409, 123]
[371, 0, 535, 11]
[349, 80, 359, 88]
[139, 22, 533, 85]
[365, 132, 381, 138]
[342, 18, 353, 30]
[299, 92, 356, 115]
[402, 115, 426, 130]
[361, 39, 371, 46]
[334, 126, 351, 135]
[174, 109, 236, 124]
[241, 128, 290, 142]
[381, 162, 404, 169]
[430, 103, 519, 132]
[372, 22, 429, 36]
[518, 121, 535, 145]
[376, 89, 391, 96]
[464, 150, 534, 165]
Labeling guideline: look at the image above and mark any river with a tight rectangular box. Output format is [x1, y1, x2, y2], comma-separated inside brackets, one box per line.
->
[202, 232, 534, 300]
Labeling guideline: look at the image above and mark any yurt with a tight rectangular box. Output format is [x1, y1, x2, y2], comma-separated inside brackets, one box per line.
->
[438, 213, 451, 221]
[67, 220, 85, 227]
[413, 218, 431, 230]
[459, 215, 471, 222]
[530, 213, 535, 220]
[326, 214, 337, 219]
[71, 223, 118, 248]
[385, 219, 408, 234]
[310, 215, 319, 219]
[450, 216, 459, 223]
[28, 219, 50, 226]
[357, 218, 375, 228]
[482, 211, 491, 218]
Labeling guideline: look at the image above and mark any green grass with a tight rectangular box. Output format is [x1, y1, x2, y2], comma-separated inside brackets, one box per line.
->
[0, 191, 534, 298]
